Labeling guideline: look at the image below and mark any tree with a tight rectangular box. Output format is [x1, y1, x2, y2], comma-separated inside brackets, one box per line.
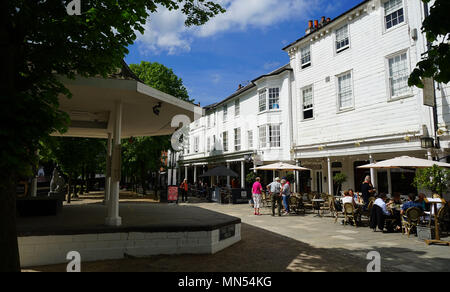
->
[40, 137, 106, 201]
[333, 173, 347, 195]
[122, 136, 170, 196]
[408, 0, 450, 88]
[129, 62, 192, 102]
[124, 62, 190, 196]
[0, 0, 224, 272]
[413, 165, 450, 196]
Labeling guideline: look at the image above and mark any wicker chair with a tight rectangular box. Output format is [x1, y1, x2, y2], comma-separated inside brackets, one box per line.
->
[343, 203, 358, 227]
[262, 192, 272, 208]
[436, 205, 450, 236]
[302, 193, 315, 212]
[320, 195, 335, 217]
[401, 207, 423, 237]
[360, 199, 375, 222]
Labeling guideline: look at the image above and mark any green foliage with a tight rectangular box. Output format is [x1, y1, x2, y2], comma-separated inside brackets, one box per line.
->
[333, 173, 347, 186]
[408, 0, 450, 87]
[121, 136, 170, 187]
[129, 62, 192, 102]
[413, 165, 450, 195]
[246, 172, 257, 184]
[1, 0, 224, 180]
[286, 173, 295, 183]
[40, 137, 106, 181]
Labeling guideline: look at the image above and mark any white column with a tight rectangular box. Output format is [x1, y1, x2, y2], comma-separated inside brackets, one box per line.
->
[241, 161, 245, 189]
[104, 133, 112, 205]
[327, 157, 333, 195]
[185, 166, 188, 181]
[369, 155, 376, 189]
[227, 162, 231, 187]
[105, 101, 123, 227]
[295, 160, 300, 194]
[387, 168, 392, 195]
[194, 166, 197, 183]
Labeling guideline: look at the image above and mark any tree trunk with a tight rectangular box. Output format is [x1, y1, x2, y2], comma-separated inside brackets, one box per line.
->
[67, 178, 72, 204]
[0, 174, 21, 272]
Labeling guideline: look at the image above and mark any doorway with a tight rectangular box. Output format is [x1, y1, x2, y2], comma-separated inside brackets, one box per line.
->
[315, 171, 323, 193]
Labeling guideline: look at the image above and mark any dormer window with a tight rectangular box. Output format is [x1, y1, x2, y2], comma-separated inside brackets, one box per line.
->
[384, 0, 404, 30]
[300, 45, 311, 69]
[335, 24, 349, 53]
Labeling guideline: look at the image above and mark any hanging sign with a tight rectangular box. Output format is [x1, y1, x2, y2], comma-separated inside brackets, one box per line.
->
[423, 78, 435, 107]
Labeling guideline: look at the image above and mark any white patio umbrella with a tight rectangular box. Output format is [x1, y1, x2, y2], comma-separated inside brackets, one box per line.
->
[252, 162, 310, 171]
[358, 156, 450, 169]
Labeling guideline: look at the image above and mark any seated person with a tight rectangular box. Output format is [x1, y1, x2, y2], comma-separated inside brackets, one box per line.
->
[341, 189, 361, 225]
[371, 193, 397, 232]
[342, 190, 356, 207]
[401, 194, 423, 216]
[387, 193, 403, 230]
[416, 193, 427, 211]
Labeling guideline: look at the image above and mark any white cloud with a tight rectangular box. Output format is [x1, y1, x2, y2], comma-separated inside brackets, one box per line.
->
[136, 0, 325, 55]
[263, 61, 281, 70]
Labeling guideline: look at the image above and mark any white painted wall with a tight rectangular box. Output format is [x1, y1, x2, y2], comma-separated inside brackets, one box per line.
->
[19, 224, 241, 268]
[288, 0, 436, 154]
[182, 69, 293, 164]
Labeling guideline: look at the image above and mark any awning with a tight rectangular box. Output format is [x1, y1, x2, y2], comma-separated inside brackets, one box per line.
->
[252, 162, 310, 171]
[358, 156, 450, 169]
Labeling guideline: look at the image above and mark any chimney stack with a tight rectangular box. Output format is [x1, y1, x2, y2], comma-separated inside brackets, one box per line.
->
[321, 16, 326, 24]
[327, 17, 331, 22]
[314, 20, 319, 28]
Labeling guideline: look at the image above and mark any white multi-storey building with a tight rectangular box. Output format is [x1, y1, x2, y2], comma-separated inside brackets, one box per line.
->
[177, 0, 449, 197]
[283, 0, 449, 195]
[178, 65, 295, 188]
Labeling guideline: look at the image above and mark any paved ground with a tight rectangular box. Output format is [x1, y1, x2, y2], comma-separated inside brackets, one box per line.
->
[24, 196, 450, 272]
[193, 201, 450, 272]
[17, 201, 239, 236]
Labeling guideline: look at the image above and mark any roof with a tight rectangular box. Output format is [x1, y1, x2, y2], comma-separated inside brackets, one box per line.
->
[206, 64, 292, 111]
[282, 0, 370, 51]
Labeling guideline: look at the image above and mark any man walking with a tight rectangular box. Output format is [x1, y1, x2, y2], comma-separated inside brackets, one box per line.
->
[267, 177, 282, 216]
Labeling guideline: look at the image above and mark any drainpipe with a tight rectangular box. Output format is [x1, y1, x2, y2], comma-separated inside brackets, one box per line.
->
[423, 1, 440, 151]
[288, 70, 294, 159]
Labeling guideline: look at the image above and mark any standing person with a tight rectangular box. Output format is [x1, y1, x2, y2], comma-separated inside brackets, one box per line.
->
[179, 179, 188, 203]
[267, 177, 282, 216]
[281, 179, 291, 215]
[361, 176, 376, 209]
[252, 177, 263, 216]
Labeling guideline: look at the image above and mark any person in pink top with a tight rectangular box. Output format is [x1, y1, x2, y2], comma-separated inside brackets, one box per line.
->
[252, 177, 263, 215]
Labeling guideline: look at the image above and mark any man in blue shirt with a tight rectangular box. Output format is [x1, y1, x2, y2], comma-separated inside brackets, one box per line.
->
[401, 194, 423, 215]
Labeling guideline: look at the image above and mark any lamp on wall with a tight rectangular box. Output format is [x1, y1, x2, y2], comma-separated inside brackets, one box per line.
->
[420, 136, 435, 149]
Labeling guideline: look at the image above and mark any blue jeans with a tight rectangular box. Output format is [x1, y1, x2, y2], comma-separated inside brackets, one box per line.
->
[282, 195, 290, 212]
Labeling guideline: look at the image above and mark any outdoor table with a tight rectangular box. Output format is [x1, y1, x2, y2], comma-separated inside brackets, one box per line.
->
[312, 199, 325, 217]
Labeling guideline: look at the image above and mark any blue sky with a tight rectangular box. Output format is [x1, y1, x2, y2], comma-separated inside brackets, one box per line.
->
[125, 0, 364, 106]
